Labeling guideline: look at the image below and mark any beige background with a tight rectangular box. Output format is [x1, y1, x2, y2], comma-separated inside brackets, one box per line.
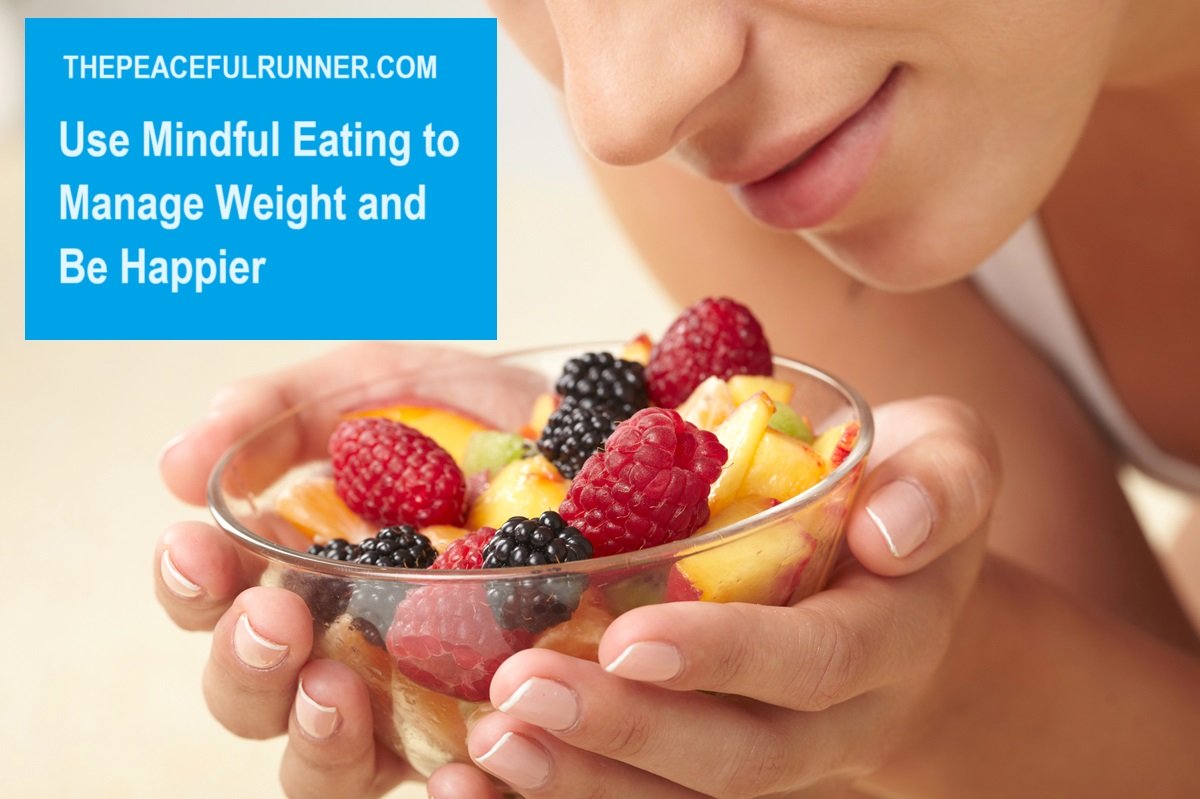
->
[2, 2, 673, 797]
[2, 2, 1194, 798]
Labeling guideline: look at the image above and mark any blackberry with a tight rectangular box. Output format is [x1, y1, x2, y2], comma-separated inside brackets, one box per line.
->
[555, 352, 649, 416]
[483, 512, 594, 567]
[482, 511, 594, 634]
[308, 538, 360, 561]
[355, 525, 438, 569]
[282, 572, 353, 626]
[347, 580, 408, 648]
[285, 538, 360, 625]
[537, 399, 622, 479]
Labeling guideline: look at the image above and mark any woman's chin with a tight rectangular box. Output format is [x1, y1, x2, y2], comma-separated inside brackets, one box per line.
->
[799, 209, 1020, 293]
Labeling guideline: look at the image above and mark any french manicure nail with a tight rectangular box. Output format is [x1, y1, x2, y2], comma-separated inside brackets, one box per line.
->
[160, 550, 202, 599]
[866, 480, 934, 558]
[474, 731, 552, 790]
[296, 680, 340, 739]
[604, 641, 683, 682]
[160, 406, 232, 468]
[233, 612, 289, 670]
[157, 429, 191, 468]
[498, 677, 579, 732]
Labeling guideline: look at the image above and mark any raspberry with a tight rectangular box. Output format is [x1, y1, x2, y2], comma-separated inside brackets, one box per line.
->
[386, 583, 532, 701]
[354, 525, 438, 569]
[482, 511, 594, 634]
[537, 399, 623, 479]
[430, 527, 495, 570]
[645, 297, 774, 408]
[329, 418, 466, 528]
[555, 352, 649, 414]
[559, 408, 727, 556]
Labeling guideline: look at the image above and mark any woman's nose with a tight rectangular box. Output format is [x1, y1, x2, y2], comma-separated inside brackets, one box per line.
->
[545, 1, 747, 165]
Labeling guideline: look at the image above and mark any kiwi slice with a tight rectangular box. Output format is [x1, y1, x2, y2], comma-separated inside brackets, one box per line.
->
[767, 405, 814, 443]
[462, 431, 530, 478]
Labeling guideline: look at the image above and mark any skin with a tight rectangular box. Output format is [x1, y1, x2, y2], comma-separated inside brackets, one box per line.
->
[155, 0, 1200, 795]
[155, 348, 1001, 798]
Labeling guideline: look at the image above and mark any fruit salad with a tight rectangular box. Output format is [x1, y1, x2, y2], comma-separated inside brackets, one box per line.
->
[210, 297, 871, 776]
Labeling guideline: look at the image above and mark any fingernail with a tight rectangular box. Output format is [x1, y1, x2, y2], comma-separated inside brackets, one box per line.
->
[233, 612, 289, 670]
[866, 480, 934, 558]
[604, 641, 683, 682]
[473, 731, 552, 790]
[157, 429, 190, 468]
[497, 677, 579, 732]
[160, 550, 202, 599]
[159, 409, 227, 469]
[295, 679, 340, 739]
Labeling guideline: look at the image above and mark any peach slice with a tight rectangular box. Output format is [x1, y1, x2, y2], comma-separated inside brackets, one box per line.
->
[666, 495, 814, 604]
[534, 588, 616, 662]
[619, 333, 653, 366]
[347, 404, 490, 465]
[276, 476, 373, 544]
[316, 615, 395, 745]
[519, 392, 558, 440]
[696, 494, 780, 534]
[707, 392, 775, 514]
[466, 455, 569, 530]
[813, 421, 861, 469]
[676, 375, 736, 431]
[391, 671, 469, 775]
[737, 429, 828, 503]
[728, 375, 795, 406]
[420, 524, 474, 553]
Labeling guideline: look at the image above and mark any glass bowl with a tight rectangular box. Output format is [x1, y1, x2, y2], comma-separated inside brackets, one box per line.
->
[207, 342, 873, 776]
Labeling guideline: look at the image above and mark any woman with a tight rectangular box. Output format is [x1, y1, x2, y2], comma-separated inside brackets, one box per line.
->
[155, 2, 1200, 796]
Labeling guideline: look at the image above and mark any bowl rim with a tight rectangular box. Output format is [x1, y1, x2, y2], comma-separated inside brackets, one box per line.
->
[207, 341, 874, 581]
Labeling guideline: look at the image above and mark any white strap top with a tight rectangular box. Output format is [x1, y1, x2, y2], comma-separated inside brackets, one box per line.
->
[974, 218, 1200, 493]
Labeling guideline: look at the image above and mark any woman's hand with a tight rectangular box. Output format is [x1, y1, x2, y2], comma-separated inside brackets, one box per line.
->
[155, 344, 1001, 799]
[451, 397, 1000, 798]
[154, 342, 510, 799]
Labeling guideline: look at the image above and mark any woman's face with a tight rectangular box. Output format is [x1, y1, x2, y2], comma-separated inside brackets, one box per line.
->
[490, 0, 1127, 289]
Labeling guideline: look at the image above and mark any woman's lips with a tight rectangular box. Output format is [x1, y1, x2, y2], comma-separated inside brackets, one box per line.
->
[732, 67, 904, 230]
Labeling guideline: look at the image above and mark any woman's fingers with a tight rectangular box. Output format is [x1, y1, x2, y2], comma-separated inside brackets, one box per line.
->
[482, 649, 886, 798]
[489, 648, 771, 794]
[592, 550, 972, 714]
[154, 521, 246, 631]
[477, 466, 991, 796]
[425, 763, 506, 799]
[600, 600, 889, 712]
[466, 712, 708, 799]
[161, 342, 420, 505]
[160, 342, 542, 506]
[846, 396, 1001, 577]
[176, 577, 432, 799]
[280, 659, 416, 799]
[202, 586, 314, 739]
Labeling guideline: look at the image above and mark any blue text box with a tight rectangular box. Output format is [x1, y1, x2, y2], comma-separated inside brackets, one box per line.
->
[25, 18, 497, 340]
